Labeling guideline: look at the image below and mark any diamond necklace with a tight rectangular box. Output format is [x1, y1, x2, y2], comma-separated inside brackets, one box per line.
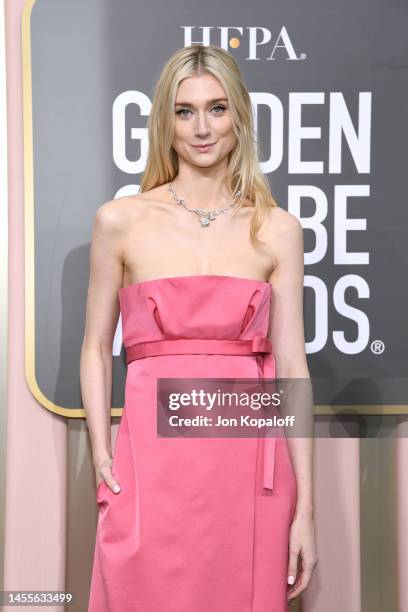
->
[168, 181, 241, 227]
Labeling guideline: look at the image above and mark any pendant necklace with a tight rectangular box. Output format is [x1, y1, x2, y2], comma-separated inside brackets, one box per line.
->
[168, 181, 241, 227]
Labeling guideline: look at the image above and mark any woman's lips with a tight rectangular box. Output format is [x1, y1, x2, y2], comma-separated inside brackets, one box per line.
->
[191, 143, 215, 151]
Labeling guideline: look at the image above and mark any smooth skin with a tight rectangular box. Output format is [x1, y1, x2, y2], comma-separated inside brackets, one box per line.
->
[80, 72, 318, 603]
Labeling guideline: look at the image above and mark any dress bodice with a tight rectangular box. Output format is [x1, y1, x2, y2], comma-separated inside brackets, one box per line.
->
[118, 274, 272, 348]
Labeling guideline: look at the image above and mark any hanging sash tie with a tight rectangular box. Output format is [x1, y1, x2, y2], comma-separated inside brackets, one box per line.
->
[124, 334, 277, 492]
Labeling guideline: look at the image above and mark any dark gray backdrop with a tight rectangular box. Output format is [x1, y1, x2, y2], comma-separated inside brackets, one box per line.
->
[27, 0, 408, 414]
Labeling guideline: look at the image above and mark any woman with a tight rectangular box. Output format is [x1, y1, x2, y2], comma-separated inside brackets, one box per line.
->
[81, 44, 317, 612]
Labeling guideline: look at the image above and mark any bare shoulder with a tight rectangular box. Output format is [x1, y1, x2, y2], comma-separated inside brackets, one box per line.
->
[93, 193, 153, 234]
[258, 206, 303, 273]
[265, 205, 303, 246]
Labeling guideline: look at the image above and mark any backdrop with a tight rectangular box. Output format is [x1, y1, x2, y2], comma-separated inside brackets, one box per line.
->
[22, 0, 408, 418]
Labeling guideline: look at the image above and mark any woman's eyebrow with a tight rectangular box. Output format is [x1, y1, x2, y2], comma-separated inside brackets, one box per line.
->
[174, 98, 228, 107]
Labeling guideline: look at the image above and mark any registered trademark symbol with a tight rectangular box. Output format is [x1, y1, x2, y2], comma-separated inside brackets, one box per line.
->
[370, 340, 385, 354]
[299, 52, 307, 60]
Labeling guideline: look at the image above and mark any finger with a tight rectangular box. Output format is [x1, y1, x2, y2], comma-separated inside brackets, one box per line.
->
[287, 572, 305, 601]
[287, 548, 299, 587]
[287, 569, 303, 601]
[287, 565, 314, 600]
[98, 468, 120, 493]
[106, 477, 121, 493]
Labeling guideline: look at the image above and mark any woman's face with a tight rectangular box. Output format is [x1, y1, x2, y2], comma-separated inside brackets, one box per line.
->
[172, 73, 237, 168]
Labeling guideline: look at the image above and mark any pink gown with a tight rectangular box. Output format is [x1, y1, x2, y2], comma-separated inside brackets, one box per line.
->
[88, 275, 297, 612]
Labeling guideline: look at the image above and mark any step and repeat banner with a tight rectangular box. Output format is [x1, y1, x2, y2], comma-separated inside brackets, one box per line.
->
[22, 0, 408, 417]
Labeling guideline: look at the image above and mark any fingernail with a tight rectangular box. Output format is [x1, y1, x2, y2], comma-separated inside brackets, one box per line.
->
[113, 484, 121, 493]
[287, 575, 295, 585]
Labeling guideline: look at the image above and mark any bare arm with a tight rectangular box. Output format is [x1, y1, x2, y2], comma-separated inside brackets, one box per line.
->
[267, 209, 318, 599]
[80, 200, 125, 491]
[268, 209, 313, 511]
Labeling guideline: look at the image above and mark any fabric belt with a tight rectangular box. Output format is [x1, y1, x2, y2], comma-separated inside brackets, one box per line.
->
[124, 335, 276, 492]
[125, 336, 273, 363]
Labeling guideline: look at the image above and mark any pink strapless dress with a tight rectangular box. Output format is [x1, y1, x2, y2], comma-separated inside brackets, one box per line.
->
[88, 275, 297, 612]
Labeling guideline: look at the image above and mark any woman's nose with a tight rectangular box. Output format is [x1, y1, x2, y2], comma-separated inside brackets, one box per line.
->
[194, 112, 211, 135]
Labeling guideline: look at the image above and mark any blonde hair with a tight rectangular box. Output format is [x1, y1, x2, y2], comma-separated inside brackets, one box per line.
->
[140, 44, 278, 247]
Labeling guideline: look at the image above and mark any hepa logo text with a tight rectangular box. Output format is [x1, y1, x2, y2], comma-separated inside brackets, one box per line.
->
[182, 26, 306, 61]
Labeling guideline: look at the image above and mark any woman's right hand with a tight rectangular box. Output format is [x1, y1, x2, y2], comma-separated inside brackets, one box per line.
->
[94, 455, 121, 494]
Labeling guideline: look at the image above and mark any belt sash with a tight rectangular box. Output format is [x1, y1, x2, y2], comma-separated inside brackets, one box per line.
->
[124, 335, 276, 492]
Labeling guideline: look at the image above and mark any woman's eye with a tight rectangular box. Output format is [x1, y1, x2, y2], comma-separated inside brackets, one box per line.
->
[176, 105, 226, 117]
[176, 109, 191, 117]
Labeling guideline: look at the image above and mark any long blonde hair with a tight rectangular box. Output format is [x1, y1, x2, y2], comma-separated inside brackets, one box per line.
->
[140, 44, 278, 248]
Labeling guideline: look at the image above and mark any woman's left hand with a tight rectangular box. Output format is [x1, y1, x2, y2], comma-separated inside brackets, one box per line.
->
[286, 510, 318, 602]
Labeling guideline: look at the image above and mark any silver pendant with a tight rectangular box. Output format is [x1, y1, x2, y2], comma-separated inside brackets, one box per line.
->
[200, 211, 217, 226]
